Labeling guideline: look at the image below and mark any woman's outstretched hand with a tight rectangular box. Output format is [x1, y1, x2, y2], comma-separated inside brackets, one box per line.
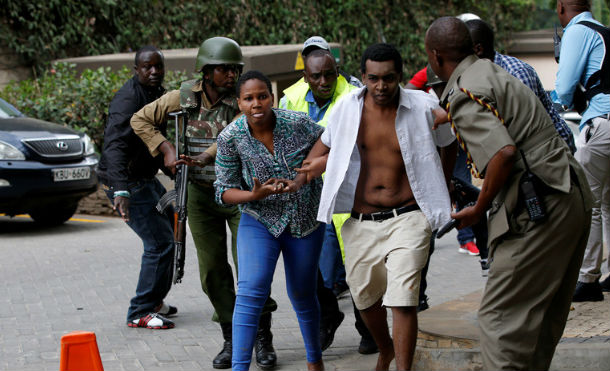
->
[251, 177, 292, 200]
[275, 176, 305, 193]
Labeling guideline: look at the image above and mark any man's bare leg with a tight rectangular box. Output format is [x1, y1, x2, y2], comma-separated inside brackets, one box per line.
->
[359, 300, 395, 371]
[391, 306, 417, 370]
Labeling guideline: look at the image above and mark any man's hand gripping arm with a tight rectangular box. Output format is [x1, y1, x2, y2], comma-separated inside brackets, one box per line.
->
[294, 138, 330, 187]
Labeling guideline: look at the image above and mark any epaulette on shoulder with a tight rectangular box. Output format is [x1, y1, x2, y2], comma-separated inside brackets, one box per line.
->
[179, 79, 201, 109]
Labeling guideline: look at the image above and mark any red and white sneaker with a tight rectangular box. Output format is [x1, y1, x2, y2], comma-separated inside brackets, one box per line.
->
[128, 313, 175, 329]
[458, 241, 480, 256]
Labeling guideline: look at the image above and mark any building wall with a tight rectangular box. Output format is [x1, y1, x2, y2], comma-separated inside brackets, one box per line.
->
[511, 54, 558, 91]
[0, 44, 32, 88]
[55, 44, 342, 106]
[506, 28, 558, 91]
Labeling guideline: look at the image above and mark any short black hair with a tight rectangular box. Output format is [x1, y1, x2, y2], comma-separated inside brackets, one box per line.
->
[236, 70, 272, 96]
[563, 0, 591, 11]
[465, 19, 495, 55]
[360, 43, 402, 75]
[134, 45, 161, 66]
[426, 17, 474, 63]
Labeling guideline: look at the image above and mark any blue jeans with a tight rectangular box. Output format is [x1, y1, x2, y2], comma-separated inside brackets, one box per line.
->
[105, 178, 174, 322]
[232, 213, 324, 370]
[319, 222, 346, 289]
[454, 147, 475, 245]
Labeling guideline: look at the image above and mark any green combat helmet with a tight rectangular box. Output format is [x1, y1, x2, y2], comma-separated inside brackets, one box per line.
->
[195, 37, 244, 72]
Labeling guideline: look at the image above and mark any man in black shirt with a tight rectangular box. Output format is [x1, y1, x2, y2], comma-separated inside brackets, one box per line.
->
[99, 45, 176, 329]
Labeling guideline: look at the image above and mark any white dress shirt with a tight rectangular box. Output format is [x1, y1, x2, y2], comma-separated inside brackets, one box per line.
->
[318, 86, 454, 231]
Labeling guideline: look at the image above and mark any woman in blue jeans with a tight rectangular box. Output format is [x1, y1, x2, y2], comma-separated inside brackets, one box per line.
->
[213, 70, 325, 371]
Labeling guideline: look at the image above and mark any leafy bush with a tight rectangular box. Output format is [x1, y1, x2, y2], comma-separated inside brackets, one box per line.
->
[0, 1, 541, 150]
[1, 1, 537, 79]
[0, 63, 193, 151]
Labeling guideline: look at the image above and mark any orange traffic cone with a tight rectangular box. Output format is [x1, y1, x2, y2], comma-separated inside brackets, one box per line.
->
[59, 331, 104, 371]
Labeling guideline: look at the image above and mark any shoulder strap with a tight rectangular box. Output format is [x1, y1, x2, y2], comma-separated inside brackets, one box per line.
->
[577, 21, 610, 100]
[179, 79, 201, 110]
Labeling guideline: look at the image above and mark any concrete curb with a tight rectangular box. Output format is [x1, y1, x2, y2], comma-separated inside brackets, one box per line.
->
[415, 289, 610, 370]
[411, 342, 610, 371]
[551, 343, 610, 370]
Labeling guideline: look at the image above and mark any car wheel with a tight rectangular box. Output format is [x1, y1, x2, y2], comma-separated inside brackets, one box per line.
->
[29, 203, 78, 226]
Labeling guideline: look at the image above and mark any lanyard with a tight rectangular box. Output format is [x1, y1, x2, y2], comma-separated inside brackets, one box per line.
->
[445, 87, 506, 179]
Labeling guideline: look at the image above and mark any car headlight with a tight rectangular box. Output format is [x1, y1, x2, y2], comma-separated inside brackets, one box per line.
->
[82, 134, 96, 156]
[0, 140, 26, 160]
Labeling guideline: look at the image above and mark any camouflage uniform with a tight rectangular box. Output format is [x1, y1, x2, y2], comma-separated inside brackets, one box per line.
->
[180, 79, 240, 185]
[131, 80, 277, 326]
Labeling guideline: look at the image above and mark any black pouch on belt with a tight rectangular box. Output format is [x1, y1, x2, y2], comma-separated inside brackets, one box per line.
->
[519, 150, 547, 222]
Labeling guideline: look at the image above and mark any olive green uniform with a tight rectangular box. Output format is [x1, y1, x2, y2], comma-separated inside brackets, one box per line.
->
[131, 81, 277, 325]
[441, 55, 592, 370]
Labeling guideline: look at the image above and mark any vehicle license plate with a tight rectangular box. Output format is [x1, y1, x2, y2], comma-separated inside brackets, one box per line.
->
[52, 167, 91, 182]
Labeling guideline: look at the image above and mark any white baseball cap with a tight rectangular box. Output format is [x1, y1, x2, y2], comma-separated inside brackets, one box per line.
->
[456, 13, 481, 22]
[302, 36, 330, 56]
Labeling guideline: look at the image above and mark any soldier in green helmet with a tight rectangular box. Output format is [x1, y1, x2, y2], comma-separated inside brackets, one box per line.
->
[131, 37, 278, 370]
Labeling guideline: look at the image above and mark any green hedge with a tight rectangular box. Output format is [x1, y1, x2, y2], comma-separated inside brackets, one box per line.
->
[0, 1, 539, 151]
[1, 1, 536, 78]
[0, 63, 193, 152]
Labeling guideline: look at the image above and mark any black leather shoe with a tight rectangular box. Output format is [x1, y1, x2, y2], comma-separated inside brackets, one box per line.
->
[572, 281, 604, 302]
[213, 323, 232, 369]
[320, 310, 344, 351]
[256, 313, 277, 370]
[358, 335, 379, 355]
[600, 276, 610, 292]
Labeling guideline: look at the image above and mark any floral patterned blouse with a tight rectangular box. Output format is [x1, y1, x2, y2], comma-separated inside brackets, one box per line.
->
[214, 108, 324, 238]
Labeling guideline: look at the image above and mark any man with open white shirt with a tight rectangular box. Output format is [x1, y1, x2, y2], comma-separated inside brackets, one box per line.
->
[296, 43, 456, 371]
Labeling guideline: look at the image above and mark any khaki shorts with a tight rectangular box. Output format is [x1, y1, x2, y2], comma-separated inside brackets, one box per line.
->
[342, 210, 432, 310]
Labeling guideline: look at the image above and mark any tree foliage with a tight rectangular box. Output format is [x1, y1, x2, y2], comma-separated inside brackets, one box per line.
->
[1, 0, 536, 78]
[533, 0, 610, 28]
[0, 1, 537, 149]
[0, 63, 191, 152]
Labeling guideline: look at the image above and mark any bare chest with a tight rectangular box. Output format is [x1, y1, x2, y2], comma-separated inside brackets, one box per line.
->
[357, 108, 401, 155]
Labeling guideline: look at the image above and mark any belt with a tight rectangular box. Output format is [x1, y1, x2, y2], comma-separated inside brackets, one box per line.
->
[584, 113, 610, 127]
[351, 203, 420, 222]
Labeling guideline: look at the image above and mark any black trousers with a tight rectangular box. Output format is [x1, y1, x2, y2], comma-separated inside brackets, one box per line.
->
[317, 270, 371, 338]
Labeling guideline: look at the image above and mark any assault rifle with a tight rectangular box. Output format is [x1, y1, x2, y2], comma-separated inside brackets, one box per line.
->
[156, 111, 189, 284]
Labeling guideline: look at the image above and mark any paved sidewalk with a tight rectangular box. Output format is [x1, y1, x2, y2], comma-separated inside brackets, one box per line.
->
[1, 214, 607, 370]
[561, 295, 610, 344]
